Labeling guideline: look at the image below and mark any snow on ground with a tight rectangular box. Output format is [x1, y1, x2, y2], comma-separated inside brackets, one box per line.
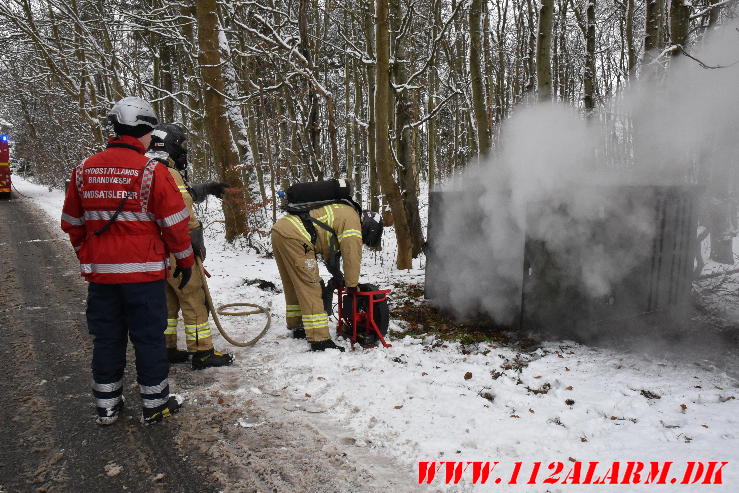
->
[12, 174, 739, 492]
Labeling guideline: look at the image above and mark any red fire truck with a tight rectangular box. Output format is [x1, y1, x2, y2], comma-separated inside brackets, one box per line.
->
[0, 134, 10, 199]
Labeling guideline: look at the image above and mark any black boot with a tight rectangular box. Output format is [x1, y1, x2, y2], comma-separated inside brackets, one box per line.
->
[167, 347, 190, 364]
[310, 339, 345, 352]
[96, 396, 126, 426]
[289, 326, 306, 339]
[142, 394, 184, 425]
[192, 348, 234, 370]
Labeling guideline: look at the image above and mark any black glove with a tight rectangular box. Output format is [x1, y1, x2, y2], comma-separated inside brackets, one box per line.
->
[190, 225, 206, 260]
[206, 182, 228, 198]
[173, 266, 192, 290]
[346, 286, 358, 293]
[189, 182, 228, 203]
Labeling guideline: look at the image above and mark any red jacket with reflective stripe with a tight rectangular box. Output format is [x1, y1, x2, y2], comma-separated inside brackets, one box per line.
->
[61, 135, 194, 284]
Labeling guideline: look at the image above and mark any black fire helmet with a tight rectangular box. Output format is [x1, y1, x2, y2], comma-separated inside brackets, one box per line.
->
[150, 123, 188, 171]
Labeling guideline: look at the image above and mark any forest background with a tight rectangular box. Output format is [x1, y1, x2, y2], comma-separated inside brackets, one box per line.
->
[0, 0, 736, 269]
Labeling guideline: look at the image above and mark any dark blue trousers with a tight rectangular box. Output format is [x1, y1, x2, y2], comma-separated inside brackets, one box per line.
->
[87, 281, 170, 411]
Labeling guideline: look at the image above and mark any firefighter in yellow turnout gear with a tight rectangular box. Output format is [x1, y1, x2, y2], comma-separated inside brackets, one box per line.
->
[147, 123, 234, 369]
[272, 181, 371, 352]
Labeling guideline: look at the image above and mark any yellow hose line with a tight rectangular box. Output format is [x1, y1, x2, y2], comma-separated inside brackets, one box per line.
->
[197, 257, 272, 347]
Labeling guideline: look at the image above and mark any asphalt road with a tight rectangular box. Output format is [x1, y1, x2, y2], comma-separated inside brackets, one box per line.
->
[0, 196, 219, 493]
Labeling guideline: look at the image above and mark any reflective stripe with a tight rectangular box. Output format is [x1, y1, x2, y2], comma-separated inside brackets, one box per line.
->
[141, 396, 169, 408]
[304, 322, 329, 329]
[167, 319, 179, 326]
[156, 207, 189, 227]
[186, 331, 211, 341]
[140, 379, 169, 394]
[139, 160, 157, 212]
[184, 322, 209, 331]
[80, 261, 166, 274]
[75, 159, 87, 195]
[286, 215, 312, 242]
[62, 213, 85, 226]
[92, 380, 123, 393]
[83, 210, 155, 222]
[164, 327, 177, 335]
[96, 397, 122, 409]
[185, 322, 211, 340]
[173, 245, 193, 260]
[302, 313, 329, 329]
[338, 229, 362, 242]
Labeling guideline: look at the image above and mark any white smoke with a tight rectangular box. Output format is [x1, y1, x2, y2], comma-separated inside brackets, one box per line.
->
[431, 22, 739, 329]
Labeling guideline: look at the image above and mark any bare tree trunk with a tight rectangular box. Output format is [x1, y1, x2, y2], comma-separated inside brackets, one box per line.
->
[583, 0, 597, 112]
[524, 0, 538, 94]
[644, 0, 664, 61]
[536, 0, 554, 100]
[195, 0, 247, 241]
[353, 58, 363, 206]
[557, 0, 570, 101]
[247, 104, 267, 203]
[495, 0, 509, 122]
[299, 0, 322, 177]
[390, 0, 424, 257]
[469, 0, 491, 155]
[483, 2, 496, 137]
[670, 0, 690, 50]
[365, 0, 380, 213]
[428, 0, 441, 195]
[376, 0, 412, 269]
[625, 0, 637, 75]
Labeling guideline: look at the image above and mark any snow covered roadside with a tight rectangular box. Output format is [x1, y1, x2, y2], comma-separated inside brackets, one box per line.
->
[13, 175, 739, 492]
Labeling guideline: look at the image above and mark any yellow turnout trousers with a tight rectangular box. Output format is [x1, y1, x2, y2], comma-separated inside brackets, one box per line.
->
[165, 254, 213, 352]
[271, 230, 330, 342]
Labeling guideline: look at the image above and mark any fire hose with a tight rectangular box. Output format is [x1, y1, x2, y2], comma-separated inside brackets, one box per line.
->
[196, 257, 272, 347]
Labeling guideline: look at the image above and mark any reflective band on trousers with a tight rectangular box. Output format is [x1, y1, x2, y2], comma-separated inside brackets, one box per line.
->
[286, 304, 301, 316]
[302, 313, 329, 329]
[80, 261, 166, 274]
[140, 379, 169, 394]
[92, 379, 123, 393]
[156, 207, 189, 228]
[141, 396, 169, 408]
[185, 322, 211, 340]
[96, 396, 122, 409]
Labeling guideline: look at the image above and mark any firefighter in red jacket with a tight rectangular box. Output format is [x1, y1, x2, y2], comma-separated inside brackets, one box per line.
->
[61, 96, 194, 425]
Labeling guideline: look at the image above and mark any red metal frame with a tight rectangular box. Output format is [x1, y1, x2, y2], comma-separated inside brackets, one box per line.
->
[336, 286, 392, 348]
